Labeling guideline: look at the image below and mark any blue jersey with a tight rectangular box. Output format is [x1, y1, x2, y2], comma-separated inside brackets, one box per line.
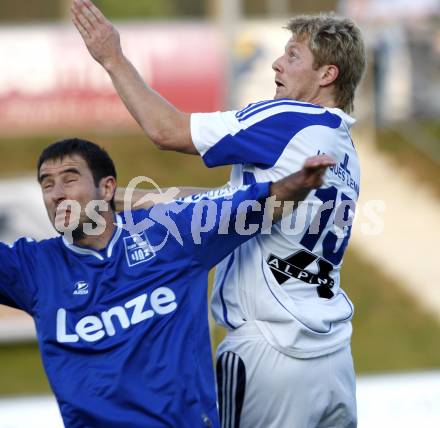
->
[0, 182, 270, 428]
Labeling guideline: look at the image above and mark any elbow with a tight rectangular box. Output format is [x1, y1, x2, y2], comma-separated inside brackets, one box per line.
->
[156, 144, 169, 151]
[139, 112, 193, 153]
[143, 128, 173, 151]
[145, 128, 193, 154]
[151, 138, 170, 151]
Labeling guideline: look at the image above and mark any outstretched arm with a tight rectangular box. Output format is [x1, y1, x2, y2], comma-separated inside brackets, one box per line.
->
[71, 0, 196, 154]
[164, 154, 336, 270]
[270, 154, 335, 221]
[114, 155, 334, 213]
[114, 186, 211, 212]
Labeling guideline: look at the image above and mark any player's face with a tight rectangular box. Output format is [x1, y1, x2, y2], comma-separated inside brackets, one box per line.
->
[38, 155, 103, 234]
[272, 36, 322, 102]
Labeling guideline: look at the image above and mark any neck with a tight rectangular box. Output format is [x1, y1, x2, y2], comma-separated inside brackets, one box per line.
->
[305, 86, 338, 109]
[74, 211, 117, 250]
[310, 94, 338, 109]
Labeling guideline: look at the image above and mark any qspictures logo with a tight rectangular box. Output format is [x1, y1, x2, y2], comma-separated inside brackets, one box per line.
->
[54, 175, 386, 250]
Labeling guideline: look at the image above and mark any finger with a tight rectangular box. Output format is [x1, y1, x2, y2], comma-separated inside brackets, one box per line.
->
[72, 13, 91, 39]
[72, 5, 95, 33]
[318, 159, 335, 168]
[308, 160, 333, 169]
[71, 0, 85, 20]
[71, 1, 80, 16]
[304, 160, 332, 171]
[320, 155, 336, 166]
[76, 0, 100, 27]
[304, 155, 335, 169]
[314, 154, 335, 165]
[82, 0, 106, 23]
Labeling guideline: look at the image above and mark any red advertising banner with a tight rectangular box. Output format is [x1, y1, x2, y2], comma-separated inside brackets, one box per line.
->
[0, 23, 226, 135]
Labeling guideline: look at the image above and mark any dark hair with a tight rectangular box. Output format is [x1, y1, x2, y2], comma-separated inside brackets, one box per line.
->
[37, 138, 117, 210]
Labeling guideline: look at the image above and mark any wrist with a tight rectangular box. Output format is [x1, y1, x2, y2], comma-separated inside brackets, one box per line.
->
[102, 52, 127, 74]
[270, 170, 312, 203]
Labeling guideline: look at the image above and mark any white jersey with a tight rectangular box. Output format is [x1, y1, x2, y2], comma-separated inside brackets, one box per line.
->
[191, 99, 360, 358]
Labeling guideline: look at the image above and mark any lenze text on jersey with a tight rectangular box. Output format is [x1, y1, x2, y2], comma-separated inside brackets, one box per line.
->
[56, 287, 177, 343]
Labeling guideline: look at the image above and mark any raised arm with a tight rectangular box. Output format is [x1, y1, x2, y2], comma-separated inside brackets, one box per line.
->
[71, 0, 196, 154]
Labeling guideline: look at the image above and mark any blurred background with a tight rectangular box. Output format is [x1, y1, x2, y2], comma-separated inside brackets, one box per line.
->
[0, 0, 440, 426]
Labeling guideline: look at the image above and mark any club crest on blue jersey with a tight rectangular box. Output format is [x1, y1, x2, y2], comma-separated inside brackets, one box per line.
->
[73, 281, 89, 295]
[124, 232, 155, 267]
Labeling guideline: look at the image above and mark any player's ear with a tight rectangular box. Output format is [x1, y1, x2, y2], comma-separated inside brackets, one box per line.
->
[319, 64, 339, 87]
[99, 176, 117, 208]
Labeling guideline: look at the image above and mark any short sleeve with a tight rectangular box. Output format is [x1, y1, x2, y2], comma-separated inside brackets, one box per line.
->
[0, 238, 38, 315]
[190, 100, 340, 169]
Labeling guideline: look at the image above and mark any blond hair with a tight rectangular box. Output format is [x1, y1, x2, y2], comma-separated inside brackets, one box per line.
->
[286, 14, 366, 113]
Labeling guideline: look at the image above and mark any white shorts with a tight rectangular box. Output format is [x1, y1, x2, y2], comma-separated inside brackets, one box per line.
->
[216, 322, 357, 428]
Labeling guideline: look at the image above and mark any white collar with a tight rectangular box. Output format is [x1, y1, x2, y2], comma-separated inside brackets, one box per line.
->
[327, 107, 356, 129]
[62, 214, 123, 261]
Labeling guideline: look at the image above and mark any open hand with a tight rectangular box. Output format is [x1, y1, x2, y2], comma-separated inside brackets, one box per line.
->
[299, 154, 336, 190]
[269, 154, 336, 218]
[71, 0, 123, 70]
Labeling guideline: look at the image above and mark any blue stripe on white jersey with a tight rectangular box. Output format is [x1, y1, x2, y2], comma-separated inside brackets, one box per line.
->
[235, 99, 275, 119]
[236, 99, 323, 122]
[192, 100, 340, 171]
[203, 109, 341, 169]
[235, 101, 326, 129]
